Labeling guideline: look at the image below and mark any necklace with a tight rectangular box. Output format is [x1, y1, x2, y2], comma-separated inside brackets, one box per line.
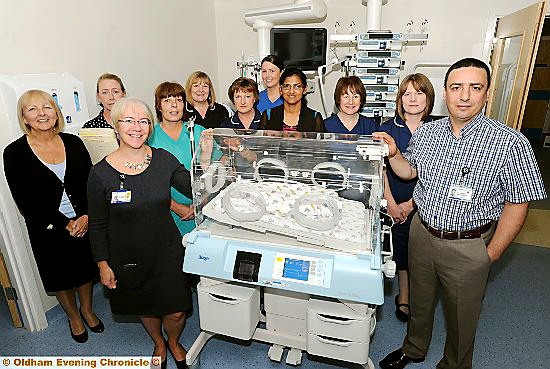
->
[124, 153, 152, 170]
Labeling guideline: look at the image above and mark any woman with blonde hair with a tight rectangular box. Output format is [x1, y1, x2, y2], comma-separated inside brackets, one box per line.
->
[4, 90, 102, 343]
[184, 71, 229, 129]
[88, 98, 194, 369]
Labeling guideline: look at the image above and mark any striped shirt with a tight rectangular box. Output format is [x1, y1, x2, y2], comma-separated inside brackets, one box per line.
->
[402, 113, 546, 231]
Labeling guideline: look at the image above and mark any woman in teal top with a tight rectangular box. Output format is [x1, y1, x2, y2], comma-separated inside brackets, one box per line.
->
[149, 82, 206, 236]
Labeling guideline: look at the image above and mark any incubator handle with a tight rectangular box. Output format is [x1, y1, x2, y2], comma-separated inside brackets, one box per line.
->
[208, 293, 239, 305]
[316, 313, 355, 325]
[315, 335, 352, 347]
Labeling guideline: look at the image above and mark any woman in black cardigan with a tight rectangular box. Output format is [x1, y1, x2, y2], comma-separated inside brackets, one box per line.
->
[260, 67, 325, 132]
[3, 90, 103, 343]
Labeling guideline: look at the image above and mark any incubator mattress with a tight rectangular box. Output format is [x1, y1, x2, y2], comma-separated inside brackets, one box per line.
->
[202, 181, 372, 253]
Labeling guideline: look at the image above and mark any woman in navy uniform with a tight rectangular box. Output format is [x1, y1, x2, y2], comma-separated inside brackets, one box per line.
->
[324, 76, 378, 135]
[221, 77, 261, 130]
[379, 73, 435, 322]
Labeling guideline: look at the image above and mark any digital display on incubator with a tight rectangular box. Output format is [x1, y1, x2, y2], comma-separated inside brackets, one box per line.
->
[282, 258, 310, 281]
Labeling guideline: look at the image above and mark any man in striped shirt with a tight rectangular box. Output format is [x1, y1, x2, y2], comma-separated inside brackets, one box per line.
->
[376, 58, 546, 369]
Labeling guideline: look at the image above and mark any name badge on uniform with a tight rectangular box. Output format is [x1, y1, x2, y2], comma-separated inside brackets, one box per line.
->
[111, 190, 132, 204]
[448, 185, 472, 202]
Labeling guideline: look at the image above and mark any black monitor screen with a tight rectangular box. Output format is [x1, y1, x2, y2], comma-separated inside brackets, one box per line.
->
[271, 28, 327, 71]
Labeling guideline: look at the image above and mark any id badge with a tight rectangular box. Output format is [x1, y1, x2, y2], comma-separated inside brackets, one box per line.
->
[448, 185, 472, 202]
[111, 190, 132, 204]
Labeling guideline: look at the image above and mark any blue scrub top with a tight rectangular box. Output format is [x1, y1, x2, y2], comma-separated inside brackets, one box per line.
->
[220, 109, 262, 130]
[324, 113, 378, 135]
[148, 122, 205, 236]
[257, 89, 283, 113]
[379, 116, 433, 203]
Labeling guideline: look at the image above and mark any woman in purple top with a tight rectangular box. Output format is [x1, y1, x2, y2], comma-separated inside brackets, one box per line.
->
[324, 76, 378, 134]
[379, 73, 435, 322]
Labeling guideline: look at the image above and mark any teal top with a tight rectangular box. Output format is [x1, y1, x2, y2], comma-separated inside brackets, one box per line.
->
[148, 122, 205, 236]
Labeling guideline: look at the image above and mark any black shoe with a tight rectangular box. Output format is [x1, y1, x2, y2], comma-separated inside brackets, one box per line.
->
[80, 310, 105, 333]
[174, 359, 189, 369]
[68, 319, 88, 343]
[379, 348, 424, 369]
[394, 295, 410, 322]
[168, 343, 189, 369]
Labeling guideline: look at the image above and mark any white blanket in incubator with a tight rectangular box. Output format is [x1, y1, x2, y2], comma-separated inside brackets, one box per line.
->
[202, 181, 371, 253]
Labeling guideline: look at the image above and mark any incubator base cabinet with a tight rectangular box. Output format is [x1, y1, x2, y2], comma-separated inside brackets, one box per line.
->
[183, 129, 394, 368]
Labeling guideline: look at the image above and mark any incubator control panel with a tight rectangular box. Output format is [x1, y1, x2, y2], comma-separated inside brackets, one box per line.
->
[272, 252, 327, 287]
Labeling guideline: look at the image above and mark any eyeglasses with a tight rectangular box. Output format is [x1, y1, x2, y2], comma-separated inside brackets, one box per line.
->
[118, 118, 151, 126]
[281, 83, 304, 91]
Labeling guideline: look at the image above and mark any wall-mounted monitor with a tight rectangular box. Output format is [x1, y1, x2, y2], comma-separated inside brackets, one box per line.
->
[270, 28, 327, 71]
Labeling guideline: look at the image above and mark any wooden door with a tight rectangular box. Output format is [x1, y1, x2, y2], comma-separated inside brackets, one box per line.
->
[486, 1, 547, 130]
[0, 250, 22, 328]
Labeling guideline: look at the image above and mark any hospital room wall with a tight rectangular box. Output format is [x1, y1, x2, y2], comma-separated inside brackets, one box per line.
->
[213, 0, 543, 116]
[0, 0, 218, 314]
[0, 0, 219, 124]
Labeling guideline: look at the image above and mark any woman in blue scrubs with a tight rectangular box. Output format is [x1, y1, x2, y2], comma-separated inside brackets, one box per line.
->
[257, 55, 284, 113]
[324, 76, 378, 134]
[379, 73, 435, 322]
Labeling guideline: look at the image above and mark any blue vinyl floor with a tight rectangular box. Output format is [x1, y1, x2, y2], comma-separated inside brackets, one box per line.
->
[1, 242, 549, 369]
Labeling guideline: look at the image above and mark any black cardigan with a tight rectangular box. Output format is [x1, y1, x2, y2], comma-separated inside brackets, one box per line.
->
[3, 133, 92, 233]
[259, 104, 325, 132]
